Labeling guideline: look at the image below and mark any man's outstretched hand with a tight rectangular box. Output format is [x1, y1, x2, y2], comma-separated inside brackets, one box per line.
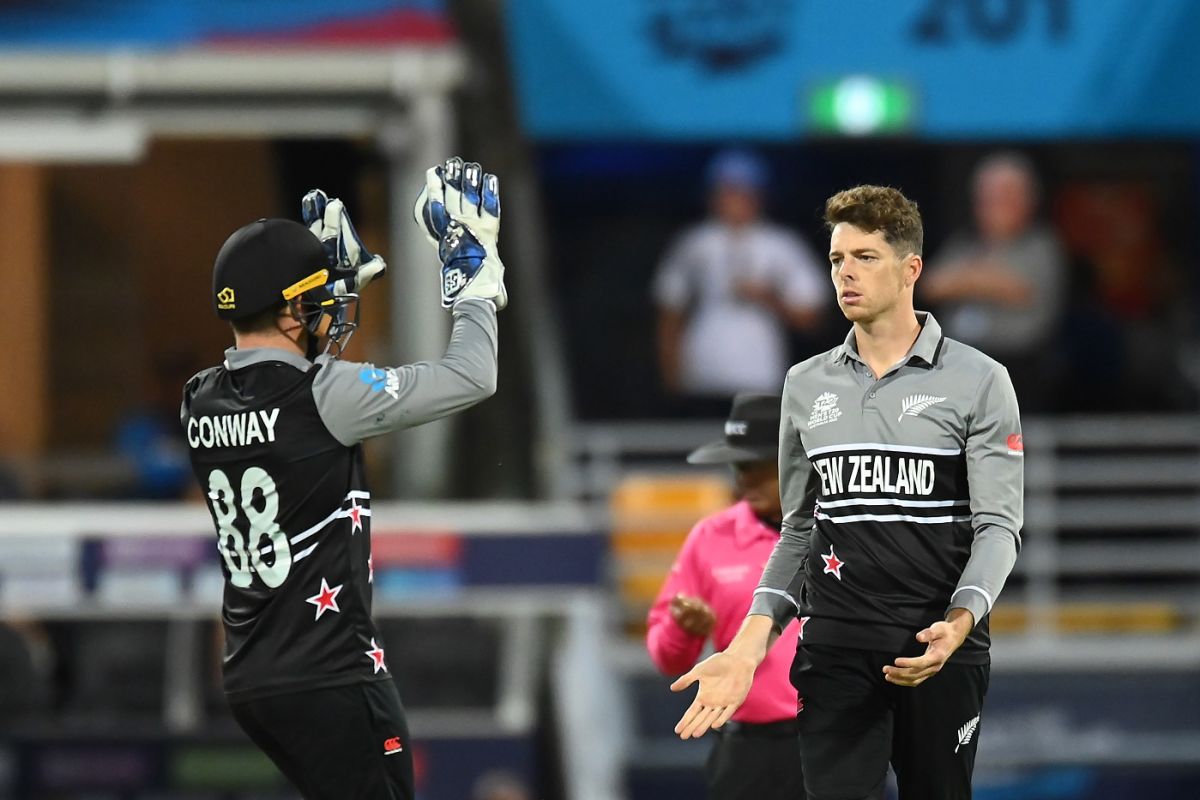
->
[670, 650, 757, 739]
[883, 608, 974, 687]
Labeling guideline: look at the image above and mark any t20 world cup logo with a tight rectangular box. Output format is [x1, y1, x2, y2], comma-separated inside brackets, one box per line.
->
[646, 0, 792, 71]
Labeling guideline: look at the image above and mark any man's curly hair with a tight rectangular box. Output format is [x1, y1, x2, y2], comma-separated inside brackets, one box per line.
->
[824, 185, 923, 257]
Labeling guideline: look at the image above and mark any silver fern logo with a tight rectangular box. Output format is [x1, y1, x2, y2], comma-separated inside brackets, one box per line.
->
[898, 394, 947, 422]
[954, 714, 980, 753]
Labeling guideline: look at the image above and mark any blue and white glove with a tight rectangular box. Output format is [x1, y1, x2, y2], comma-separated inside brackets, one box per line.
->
[301, 189, 388, 297]
[412, 157, 507, 310]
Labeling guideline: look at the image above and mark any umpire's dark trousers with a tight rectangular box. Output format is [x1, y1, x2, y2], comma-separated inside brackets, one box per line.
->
[706, 718, 805, 800]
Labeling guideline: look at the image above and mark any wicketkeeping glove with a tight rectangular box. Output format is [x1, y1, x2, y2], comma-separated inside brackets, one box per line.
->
[301, 189, 388, 297]
[412, 157, 507, 310]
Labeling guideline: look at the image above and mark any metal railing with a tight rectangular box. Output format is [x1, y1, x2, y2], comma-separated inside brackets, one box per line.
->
[582, 415, 1200, 790]
[571, 414, 1200, 669]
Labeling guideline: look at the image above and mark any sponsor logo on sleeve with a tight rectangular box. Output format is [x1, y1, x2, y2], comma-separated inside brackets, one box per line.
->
[383, 736, 404, 755]
[359, 367, 400, 400]
[1006, 433, 1024, 456]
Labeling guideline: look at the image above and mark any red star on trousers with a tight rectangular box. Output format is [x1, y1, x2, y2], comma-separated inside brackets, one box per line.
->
[367, 555, 374, 584]
[821, 546, 845, 581]
[798, 615, 811, 640]
[348, 500, 364, 534]
[365, 638, 387, 674]
[305, 578, 342, 621]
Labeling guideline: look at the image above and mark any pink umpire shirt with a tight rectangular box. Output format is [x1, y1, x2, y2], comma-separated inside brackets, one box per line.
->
[646, 500, 800, 724]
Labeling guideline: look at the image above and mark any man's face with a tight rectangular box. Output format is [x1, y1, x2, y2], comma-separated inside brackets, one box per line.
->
[276, 303, 330, 348]
[711, 184, 761, 227]
[974, 165, 1033, 242]
[733, 459, 781, 520]
[828, 223, 918, 324]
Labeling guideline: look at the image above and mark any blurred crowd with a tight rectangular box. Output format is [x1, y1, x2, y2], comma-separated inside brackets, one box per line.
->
[644, 145, 1192, 420]
[533, 139, 1190, 428]
[0, 140, 1195, 502]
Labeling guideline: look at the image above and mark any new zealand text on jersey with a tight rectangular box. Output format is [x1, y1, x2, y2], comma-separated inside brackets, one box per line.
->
[187, 408, 281, 449]
[811, 454, 936, 496]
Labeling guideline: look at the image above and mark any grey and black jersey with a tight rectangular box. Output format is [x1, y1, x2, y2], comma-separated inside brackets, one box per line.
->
[749, 313, 1023, 664]
[182, 299, 498, 701]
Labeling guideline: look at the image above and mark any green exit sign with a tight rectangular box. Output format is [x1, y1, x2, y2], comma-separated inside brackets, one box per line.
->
[809, 76, 916, 135]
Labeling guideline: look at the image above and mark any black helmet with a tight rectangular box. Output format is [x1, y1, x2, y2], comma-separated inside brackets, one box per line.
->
[212, 218, 358, 356]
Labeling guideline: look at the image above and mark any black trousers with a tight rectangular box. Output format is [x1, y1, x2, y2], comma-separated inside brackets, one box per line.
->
[791, 645, 989, 800]
[706, 721, 806, 800]
[231, 679, 414, 800]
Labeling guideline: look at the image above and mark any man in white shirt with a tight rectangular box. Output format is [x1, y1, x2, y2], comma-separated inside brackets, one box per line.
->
[654, 150, 825, 410]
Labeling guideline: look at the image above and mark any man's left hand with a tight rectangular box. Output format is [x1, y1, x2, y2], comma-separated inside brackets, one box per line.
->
[413, 157, 507, 310]
[883, 608, 974, 687]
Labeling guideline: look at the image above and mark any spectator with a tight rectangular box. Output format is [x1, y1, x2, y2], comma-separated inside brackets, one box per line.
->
[922, 151, 1067, 411]
[113, 349, 200, 499]
[653, 150, 824, 415]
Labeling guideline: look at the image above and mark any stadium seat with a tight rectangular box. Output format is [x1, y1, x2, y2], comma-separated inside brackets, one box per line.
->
[610, 474, 731, 632]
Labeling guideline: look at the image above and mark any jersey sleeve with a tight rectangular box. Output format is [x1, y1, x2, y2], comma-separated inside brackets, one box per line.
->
[310, 298, 499, 446]
[749, 375, 815, 630]
[646, 522, 710, 675]
[950, 362, 1024, 625]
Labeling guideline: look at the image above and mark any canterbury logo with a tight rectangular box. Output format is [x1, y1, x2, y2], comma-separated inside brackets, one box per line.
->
[383, 736, 404, 755]
[954, 715, 980, 753]
[899, 394, 947, 422]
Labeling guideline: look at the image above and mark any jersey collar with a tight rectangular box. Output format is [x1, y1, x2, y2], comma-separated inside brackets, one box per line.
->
[907, 312, 945, 366]
[833, 311, 945, 369]
[223, 346, 312, 372]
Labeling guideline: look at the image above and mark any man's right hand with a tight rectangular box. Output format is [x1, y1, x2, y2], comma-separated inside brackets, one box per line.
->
[669, 614, 777, 739]
[301, 189, 387, 296]
[670, 649, 758, 739]
[669, 594, 716, 637]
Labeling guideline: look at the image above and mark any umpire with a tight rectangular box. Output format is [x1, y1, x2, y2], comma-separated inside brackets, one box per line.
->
[672, 185, 1023, 800]
[647, 394, 803, 799]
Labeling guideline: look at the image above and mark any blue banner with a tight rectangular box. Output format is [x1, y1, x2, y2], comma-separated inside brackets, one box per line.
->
[506, 0, 1200, 139]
